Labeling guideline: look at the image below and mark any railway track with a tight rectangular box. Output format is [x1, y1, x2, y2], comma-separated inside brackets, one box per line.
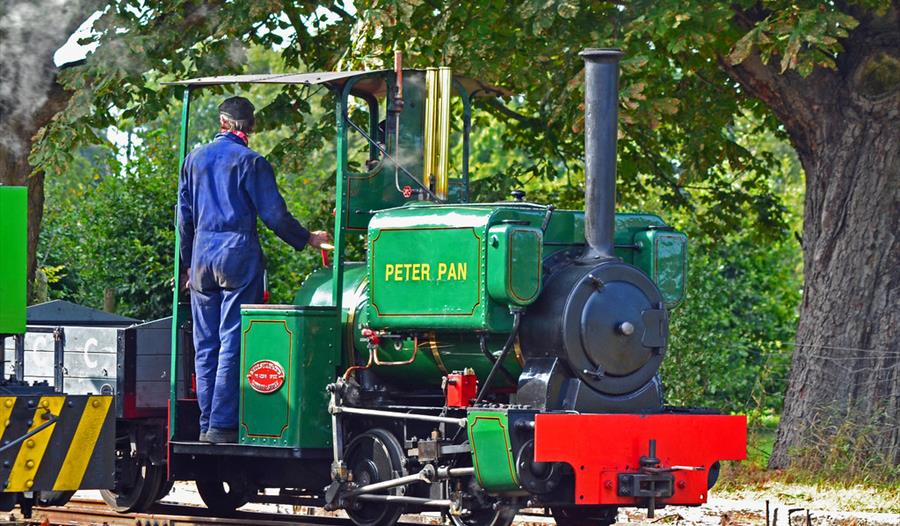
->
[11, 499, 451, 526]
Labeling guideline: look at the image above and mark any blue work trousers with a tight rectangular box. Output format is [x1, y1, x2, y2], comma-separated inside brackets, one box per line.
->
[191, 271, 263, 432]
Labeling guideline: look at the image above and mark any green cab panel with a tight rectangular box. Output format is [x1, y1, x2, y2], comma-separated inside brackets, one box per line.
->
[467, 410, 520, 492]
[344, 72, 427, 231]
[0, 187, 27, 335]
[634, 229, 688, 308]
[344, 72, 466, 231]
[239, 305, 339, 448]
[487, 224, 542, 307]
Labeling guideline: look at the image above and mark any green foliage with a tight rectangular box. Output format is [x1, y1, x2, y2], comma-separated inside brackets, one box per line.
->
[40, 130, 178, 320]
[31, 0, 881, 247]
[662, 235, 800, 415]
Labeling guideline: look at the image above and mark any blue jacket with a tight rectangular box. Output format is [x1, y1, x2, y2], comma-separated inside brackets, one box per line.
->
[178, 132, 310, 290]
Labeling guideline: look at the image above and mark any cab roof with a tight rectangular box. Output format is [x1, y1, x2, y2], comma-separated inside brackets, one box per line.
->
[163, 70, 510, 98]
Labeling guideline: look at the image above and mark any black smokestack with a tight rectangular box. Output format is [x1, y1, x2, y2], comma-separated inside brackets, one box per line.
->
[579, 48, 622, 261]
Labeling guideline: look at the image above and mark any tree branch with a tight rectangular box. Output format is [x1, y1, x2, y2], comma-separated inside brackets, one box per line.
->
[328, 1, 355, 21]
[478, 97, 542, 128]
[718, 51, 824, 161]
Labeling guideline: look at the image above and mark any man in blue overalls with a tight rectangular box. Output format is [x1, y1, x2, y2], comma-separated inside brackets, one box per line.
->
[178, 96, 330, 443]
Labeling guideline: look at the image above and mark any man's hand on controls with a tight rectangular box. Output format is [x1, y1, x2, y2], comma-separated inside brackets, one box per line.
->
[308, 230, 333, 249]
[181, 268, 191, 291]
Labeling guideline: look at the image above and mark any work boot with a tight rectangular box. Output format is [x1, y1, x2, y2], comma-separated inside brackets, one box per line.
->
[205, 427, 238, 444]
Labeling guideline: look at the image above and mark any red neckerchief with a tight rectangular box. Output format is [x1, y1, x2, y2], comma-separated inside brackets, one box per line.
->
[222, 129, 249, 145]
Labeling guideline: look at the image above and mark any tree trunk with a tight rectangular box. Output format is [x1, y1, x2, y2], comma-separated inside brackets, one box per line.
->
[723, 8, 900, 471]
[0, 0, 97, 300]
[770, 94, 899, 469]
[0, 83, 69, 301]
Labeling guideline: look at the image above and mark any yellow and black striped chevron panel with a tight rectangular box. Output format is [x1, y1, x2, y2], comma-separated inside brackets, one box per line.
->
[0, 395, 114, 492]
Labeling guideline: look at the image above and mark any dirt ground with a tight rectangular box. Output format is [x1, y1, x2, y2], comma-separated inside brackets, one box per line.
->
[154, 481, 900, 525]
[71, 482, 899, 526]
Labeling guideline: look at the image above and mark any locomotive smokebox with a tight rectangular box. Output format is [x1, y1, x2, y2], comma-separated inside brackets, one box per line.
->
[580, 48, 623, 261]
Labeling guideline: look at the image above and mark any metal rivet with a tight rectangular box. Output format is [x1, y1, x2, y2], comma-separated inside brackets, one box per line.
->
[25, 439, 35, 449]
[25, 460, 34, 469]
[91, 399, 100, 408]
[40, 400, 49, 408]
[25, 479, 33, 488]
[3, 400, 11, 408]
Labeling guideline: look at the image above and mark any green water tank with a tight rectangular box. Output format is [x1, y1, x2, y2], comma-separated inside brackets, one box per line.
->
[238, 305, 339, 448]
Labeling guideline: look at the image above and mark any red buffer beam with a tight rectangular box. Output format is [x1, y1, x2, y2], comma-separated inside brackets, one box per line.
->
[533, 413, 747, 506]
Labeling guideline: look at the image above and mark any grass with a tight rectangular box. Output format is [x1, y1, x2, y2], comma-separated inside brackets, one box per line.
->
[715, 422, 900, 514]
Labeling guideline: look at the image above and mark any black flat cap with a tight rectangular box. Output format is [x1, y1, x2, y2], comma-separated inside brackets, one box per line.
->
[218, 96, 255, 121]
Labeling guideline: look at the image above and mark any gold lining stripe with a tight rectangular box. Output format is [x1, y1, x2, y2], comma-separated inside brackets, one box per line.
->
[53, 396, 112, 491]
[345, 277, 369, 369]
[428, 332, 449, 375]
[513, 336, 525, 367]
[8, 396, 66, 492]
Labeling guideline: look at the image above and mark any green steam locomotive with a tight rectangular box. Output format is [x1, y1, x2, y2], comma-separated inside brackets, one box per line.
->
[96, 48, 747, 526]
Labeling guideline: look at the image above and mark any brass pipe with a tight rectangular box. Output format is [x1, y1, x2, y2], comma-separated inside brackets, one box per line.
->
[424, 68, 437, 196]
[342, 346, 374, 381]
[435, 67, 451, 200]
[373, 335, 419, 366]
[423, 67, 452, 200]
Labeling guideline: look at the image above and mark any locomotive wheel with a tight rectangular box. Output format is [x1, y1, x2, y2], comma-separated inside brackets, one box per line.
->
[100, 459, 163, 512]
[344, 428, 406, 526]
[196, 476, 252, 514]
[450, 506, 518, 526]
[100, 434, 164, 513]
[36, 491, 75, 507]
[551, 505, 618, 526]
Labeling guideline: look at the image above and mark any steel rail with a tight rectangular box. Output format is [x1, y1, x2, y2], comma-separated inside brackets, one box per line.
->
[23, 498, 554, 526]
[22, 499, 431, 526]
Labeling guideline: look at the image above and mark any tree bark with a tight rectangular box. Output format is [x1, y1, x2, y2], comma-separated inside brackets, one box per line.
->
[724, 8, 900, 469]
[0, 81, 68, 299]
[0, 0, 98, 300]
